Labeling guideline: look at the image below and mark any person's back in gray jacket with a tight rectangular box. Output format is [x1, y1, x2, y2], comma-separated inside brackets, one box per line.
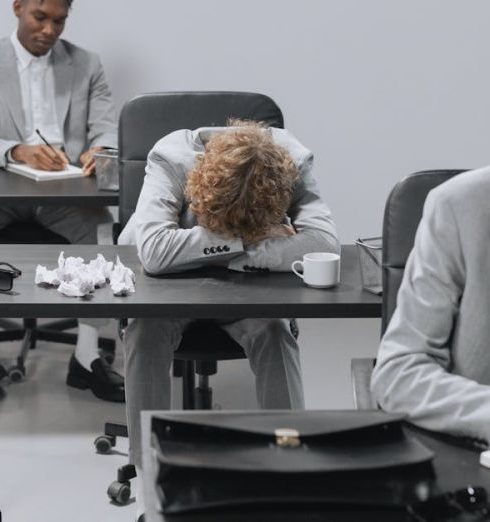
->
[372, 166, 490, 446]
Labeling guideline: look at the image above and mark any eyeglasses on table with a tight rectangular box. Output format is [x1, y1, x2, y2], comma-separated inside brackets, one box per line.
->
[0, 262, 22, 292]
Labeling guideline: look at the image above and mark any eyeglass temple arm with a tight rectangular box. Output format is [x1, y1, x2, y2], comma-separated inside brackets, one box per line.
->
[0, 262, 22, 275]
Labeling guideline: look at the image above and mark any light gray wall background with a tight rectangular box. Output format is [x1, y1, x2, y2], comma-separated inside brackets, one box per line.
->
[1, 0, 489, 408]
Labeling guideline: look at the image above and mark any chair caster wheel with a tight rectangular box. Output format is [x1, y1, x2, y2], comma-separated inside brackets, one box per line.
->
[107, 480, 131, 505]
[8, 366, 24, 383]
[94, 434, 116, 454]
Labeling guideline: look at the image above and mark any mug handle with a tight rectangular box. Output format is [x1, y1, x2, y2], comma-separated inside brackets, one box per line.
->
[291, 260, 304, 279]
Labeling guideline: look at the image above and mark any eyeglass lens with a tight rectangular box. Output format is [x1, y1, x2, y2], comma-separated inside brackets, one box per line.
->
[0, 271, 13, 292]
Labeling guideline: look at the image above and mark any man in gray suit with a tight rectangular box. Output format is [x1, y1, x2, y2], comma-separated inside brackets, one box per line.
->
[0, 0, 123, 402]
[118, 122, 339, 521]
[372, 166, 490, 447]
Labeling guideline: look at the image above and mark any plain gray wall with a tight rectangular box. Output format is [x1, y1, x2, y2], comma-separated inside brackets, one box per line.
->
[2, 0, 489, 408]
[3, 0, 490, 240]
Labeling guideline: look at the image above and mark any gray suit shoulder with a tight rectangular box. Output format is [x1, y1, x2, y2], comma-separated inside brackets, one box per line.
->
[150, 129, 193, 154]
[0, 36, 15, 64]
[56, 39, 103, 69]
[148, 129, 197, 171]
[147, 127, 313, 175]
[428, 165, 490, 215]
[270, 128, 313, 168]
[0, 36, 102, 71]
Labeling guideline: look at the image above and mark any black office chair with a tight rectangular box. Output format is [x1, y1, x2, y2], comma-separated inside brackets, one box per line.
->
[351, 169, 467, 409]
[97, 91, 298, 504]
[0, 221, 116, 384]
[118, 91, 289, 408]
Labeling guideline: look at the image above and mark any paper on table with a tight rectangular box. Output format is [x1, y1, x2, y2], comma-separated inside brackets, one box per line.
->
[6, 163, 83, 182]
[35, 252, 135, 297]
[110, 256, 136, 296]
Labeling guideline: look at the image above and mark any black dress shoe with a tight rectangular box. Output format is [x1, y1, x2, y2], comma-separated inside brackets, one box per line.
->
[66, 354, 125, 403]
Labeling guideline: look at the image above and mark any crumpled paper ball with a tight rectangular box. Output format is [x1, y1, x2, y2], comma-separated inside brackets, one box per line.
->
[35, 252, 135, 298]
[87, 253, 114, 288]
[58, 280, 94, 298]
[35, 265, 61, 286]
[110, 256, 136, 296]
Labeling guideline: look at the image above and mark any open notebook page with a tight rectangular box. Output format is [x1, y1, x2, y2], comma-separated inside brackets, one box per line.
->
[6, 163, 83, 182]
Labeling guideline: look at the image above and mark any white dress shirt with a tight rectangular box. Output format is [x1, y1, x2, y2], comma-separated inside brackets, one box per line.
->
[10, 31, 63, 149]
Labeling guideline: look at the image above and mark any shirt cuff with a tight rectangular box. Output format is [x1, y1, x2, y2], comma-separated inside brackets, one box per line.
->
[6, 146, 19, 164]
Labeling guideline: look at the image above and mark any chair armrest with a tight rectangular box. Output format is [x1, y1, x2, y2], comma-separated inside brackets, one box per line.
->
[351, 357, 377, 410]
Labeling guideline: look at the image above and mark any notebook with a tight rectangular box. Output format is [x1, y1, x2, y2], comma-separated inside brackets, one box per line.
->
[6, 163, 83, 182]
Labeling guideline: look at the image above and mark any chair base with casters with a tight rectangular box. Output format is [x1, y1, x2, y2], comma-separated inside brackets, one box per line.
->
[0, 222, 116, 386]
[0, 317, 117, 382]
[96, 320, 247, 504]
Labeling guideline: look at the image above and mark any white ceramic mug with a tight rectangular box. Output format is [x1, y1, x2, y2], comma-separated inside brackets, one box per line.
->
[291, 252, 340, 288]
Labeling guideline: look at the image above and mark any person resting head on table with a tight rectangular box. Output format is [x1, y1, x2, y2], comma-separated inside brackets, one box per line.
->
[118, 119, 340, 521]
[0, 0, 123, 402]
[371, 165, 490, 448]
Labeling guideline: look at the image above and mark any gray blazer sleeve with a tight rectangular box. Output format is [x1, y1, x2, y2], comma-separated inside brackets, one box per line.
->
[133, 151, 243, 274]
[85, 57, 117, 149]
[371, 189, 490, 443]
[228, 153, 340, 272]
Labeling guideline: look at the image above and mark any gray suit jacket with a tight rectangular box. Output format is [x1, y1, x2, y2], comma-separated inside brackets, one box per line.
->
[0, 37, 117, 167]
[118, 127, 340, 274]
[372, 166, 490, 444]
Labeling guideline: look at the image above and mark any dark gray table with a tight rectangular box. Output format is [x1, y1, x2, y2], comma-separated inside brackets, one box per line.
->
[0, 167, 118, 206]
[0, 244, 381, 319]
[141, 411, 490, 522]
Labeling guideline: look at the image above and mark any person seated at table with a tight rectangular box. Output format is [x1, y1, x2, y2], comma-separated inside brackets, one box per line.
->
[0, 0, 123, 402]
[118, 120, 339, 521]
[371, 165, 490, 447]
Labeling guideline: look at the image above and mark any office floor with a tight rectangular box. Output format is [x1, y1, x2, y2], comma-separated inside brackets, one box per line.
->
[0, 318, 379, 522]
[0, 325, 133, 522]
[0, 322, 261, 522]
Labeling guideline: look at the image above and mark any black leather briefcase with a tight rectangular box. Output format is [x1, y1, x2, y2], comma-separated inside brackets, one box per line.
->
[150, 410, 436, 515]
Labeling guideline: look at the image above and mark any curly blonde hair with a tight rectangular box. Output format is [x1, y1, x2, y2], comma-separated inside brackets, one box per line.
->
[185, 121, 299, 243]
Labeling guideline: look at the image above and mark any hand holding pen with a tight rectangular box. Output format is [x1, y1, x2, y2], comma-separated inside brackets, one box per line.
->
[10, 130, 69, 171]
[34, 129, 69, 170]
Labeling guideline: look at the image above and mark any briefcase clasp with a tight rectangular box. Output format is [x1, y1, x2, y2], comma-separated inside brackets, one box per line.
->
[275, 428, 301, 448]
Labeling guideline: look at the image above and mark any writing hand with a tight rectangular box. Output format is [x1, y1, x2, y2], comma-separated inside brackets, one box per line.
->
[11, 144, 68, 171]
[80, 146, 104, 177]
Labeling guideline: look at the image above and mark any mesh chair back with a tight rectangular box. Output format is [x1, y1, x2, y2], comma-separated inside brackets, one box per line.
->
[118, 91, 284, 229]
[381, 169, 467, 334]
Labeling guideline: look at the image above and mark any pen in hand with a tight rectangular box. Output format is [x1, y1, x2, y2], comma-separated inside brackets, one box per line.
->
[35, 129, 68, 169]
